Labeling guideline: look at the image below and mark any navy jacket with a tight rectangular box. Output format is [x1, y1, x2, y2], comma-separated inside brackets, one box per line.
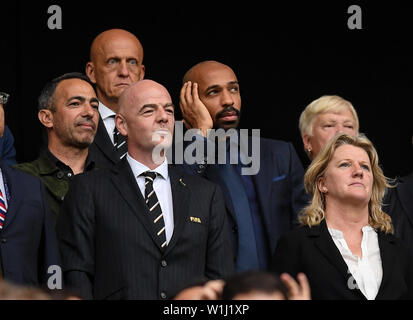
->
[182, 136, 309, 262]
[0, 125, 17, 166]
[0, 162, 60, 286]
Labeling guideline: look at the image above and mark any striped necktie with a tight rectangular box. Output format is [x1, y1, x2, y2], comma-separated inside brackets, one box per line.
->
[142, 171, 167, 250]
[0, 189, 7, 229]
[113, 126, 128, 160]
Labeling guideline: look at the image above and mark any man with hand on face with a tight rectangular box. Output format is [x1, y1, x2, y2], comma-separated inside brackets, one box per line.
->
[179, 61, 308, 272]
[15, 73, 99, 224]
[86, 29, 145, 168]
[57, 79, 233, 300]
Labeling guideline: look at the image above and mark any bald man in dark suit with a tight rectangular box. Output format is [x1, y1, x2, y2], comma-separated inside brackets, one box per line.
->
[57, 80, 234, 300]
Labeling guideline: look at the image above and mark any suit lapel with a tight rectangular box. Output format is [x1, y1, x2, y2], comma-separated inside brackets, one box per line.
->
[110, 159, 163, 251]
[312, 220, 366, 299]
[1, 164, 24, 231]
[250, 138, 272, 233]
[375, 231, 397, 299]
[312, 221, 353, 282]
[164, 165, 190, 255]
[94, 115, 119, 165]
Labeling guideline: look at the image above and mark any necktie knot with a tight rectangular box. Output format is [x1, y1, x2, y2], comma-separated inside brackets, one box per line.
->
[143, 171, 157, 181]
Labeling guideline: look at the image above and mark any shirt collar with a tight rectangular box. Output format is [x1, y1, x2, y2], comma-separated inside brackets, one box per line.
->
[98, 101, 116, 120]
[43, 149, 71, 174]
[328, 225, 375, 239]
[40, 149, 96, 175]
[126, 154, 169, 180]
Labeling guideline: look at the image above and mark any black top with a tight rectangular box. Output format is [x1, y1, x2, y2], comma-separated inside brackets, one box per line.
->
[270, 220, 413, 300]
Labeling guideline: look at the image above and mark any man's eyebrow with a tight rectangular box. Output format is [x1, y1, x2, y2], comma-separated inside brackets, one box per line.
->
[140, 103, 174, 111]
[68, 96, 86, 103]
[205, 85, 220, 92]
[164, 103, 175, 109]
[90, 97, 99, 104]
[205, 81, 239, 92]
[141, 104, 157, 109]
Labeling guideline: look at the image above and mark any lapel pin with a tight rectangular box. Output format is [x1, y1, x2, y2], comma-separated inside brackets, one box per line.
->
[190, 217, 202, 224]
[179, 178, 186, 187]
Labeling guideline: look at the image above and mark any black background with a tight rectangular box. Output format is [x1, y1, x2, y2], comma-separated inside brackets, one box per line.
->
[1, 1, 412, 177]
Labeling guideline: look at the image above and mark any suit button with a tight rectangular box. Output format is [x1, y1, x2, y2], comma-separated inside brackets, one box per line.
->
[56, 171, 64, 179]
[1, 238, 7, 243]
[232, 226, 238, 233]
[160, 292, 167, 299]
[161, 260, 167, 267]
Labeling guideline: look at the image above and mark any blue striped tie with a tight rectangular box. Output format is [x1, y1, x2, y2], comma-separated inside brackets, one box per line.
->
[0, 189, 7, 229]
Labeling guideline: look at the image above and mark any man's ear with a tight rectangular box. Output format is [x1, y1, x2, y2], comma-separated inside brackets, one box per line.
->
[139, 65, 145, 81]
[38, 109, 54, 129]
[86, 62, 97, 84]
[115, 114, 128, 137]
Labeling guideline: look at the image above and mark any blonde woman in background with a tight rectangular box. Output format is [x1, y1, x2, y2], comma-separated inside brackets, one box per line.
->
[299, 95, 359, 160]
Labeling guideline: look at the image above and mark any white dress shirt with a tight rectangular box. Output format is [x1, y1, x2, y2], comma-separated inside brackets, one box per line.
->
[0, 169, 8, 209]
[328, 226, 383, 300]
[99, 102, 116, 145]
[127, 154, 174, 244]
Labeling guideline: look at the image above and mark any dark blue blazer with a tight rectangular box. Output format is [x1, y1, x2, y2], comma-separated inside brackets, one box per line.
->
[182, 136, 309, 260]
[0, 125, 17, 166]
[0, 161, 60, 286]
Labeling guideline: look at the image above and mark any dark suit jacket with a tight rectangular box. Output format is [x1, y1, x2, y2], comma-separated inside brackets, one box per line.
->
[383, 172, 413, 254]
[270, 220, 413, 299]
[88, 115, 119, 169]
[0, 125, 17, 166]
[0, 162, 60, 286]
[184, 137, 309, 259]
[56, 159, 234, 300]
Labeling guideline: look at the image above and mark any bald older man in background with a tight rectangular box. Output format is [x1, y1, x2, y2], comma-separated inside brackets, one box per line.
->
[86, 29, 145, 168]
